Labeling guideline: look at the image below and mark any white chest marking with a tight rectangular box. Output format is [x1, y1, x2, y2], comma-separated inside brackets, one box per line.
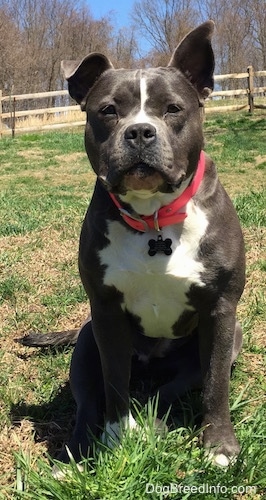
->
[99, 201, 208, 339]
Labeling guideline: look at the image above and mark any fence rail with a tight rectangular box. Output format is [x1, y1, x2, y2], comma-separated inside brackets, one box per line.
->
[0, 66, 265, 137]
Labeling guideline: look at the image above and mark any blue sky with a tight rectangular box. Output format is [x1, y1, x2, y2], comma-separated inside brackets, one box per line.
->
[88, 0, 135, 29]
[88, 0, 151, 53]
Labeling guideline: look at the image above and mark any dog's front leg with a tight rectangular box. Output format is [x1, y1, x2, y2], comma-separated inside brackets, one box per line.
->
[92, 301, 135, 446]
[198, 300, 240, 466]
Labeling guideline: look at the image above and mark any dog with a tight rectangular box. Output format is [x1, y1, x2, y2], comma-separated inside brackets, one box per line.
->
[23, 21, 246, 468]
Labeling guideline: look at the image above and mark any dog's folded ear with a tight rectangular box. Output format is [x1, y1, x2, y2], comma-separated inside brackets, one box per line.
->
[168, 20, 215, 99]
[61, 54, 114, 109]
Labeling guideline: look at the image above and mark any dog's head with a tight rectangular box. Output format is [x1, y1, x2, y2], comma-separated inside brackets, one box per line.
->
[62, 21, 214, 200]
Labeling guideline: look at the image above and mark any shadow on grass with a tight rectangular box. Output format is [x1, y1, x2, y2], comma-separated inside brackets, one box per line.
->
[9, 330, 242, 467]
[9, 340, 206, 462]
[10, 346, 204, 459]
[10, 381, 76, 459]
[10, 385, 204, 463]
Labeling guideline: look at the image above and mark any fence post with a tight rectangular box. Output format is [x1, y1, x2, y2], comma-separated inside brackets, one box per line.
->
[247, 65, 254, 114]
[0, 90, 2, 138]
[11, 97, 16, 138]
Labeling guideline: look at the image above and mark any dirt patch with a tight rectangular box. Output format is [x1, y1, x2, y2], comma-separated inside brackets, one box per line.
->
[17, 148, 45, 160]
[219, 165, 265, 198]
[0, 420, 46, 491]
[237, 227, 266, 352]
[0, 226, 88, 343]
[54, 152, 85, 164]
[255, 155, 266, 166]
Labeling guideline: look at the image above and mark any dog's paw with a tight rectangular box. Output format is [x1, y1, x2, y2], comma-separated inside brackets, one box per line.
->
[101, 421, 122, 448]
[52, 463, 84, 481]
[154, 417, 168, 435]
[202, 422, 240, 467]
[52, 446, 84, 480]
[101, 412, 139, 448]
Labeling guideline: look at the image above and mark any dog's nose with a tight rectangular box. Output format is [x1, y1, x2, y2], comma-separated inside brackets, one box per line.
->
[124, 123, 156, 146]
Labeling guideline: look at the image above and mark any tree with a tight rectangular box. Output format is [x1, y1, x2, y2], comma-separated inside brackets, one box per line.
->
[0, 0, 115, 94]
[0, 7, 23, 91]
[1, 0, 265, 96]
[132, 0, 266, 78]
[111, 27, 138, 68]
[200, 0, 252, 77]
[132, 0, 198, 63]
[243, 0, 266, 69]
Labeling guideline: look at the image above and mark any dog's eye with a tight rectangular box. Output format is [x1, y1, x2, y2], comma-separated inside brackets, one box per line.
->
[167, 104, 181, 113]
[100, 105, 117, 115]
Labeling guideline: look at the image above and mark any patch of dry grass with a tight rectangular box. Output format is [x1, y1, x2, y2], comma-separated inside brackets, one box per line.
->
[15, 110, 85, 129]
[218, 163, 265, 198]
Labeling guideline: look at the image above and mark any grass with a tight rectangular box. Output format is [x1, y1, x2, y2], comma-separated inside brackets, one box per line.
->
[0, 114, 265, 499]
[12, 400, 266, 499]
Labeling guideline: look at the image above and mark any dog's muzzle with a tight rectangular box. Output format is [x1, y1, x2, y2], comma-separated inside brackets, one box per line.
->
[98, 122, 186, 194]
[121, 122, 163, 192]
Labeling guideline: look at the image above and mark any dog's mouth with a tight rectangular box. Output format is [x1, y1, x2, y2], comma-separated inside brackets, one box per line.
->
[123, 163, 164, 192]
[126, 163, 156, 178]
[99, 162, 184, 194]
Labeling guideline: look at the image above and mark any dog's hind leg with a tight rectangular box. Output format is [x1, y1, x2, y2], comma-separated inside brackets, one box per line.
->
[231, 320, 243, 364]
[57, 319, 105, 464]
[151, 334, 202, 418]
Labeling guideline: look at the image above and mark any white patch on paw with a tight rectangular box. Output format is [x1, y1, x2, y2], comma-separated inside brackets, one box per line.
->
[207, 450, 238, 468]
[213, 453, 230, 467]
[126, 411, 139, 431]
[52, 458, 84, 481]
[52, 465, 67, 480]
[101, 412, 139, 448]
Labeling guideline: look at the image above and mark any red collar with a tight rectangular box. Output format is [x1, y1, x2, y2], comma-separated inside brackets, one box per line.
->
[109, 151, 205, 232]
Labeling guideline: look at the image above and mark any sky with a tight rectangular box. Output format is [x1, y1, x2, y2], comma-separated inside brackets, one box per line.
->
[89, 0, 135, 30]
[88, 0, 151, 54]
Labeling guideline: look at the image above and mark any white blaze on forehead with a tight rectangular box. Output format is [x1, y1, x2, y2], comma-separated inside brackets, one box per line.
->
[140, 76, 148, 114]
[133, 74, 153, 124]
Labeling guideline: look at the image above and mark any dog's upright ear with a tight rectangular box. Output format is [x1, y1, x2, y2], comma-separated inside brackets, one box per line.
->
[61, 54, 114, 110]
[168, 21, 215, 99]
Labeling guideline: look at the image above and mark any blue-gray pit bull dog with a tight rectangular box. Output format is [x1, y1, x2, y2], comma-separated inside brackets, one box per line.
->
[37, 21, 247, 467]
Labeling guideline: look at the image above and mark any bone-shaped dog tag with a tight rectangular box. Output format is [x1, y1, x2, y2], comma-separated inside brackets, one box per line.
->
[148, 235, 173, 256]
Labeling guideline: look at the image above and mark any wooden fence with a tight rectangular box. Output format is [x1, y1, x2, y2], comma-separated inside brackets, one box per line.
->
[205, 67, 266, 114]
[0, 66, 265, 137]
